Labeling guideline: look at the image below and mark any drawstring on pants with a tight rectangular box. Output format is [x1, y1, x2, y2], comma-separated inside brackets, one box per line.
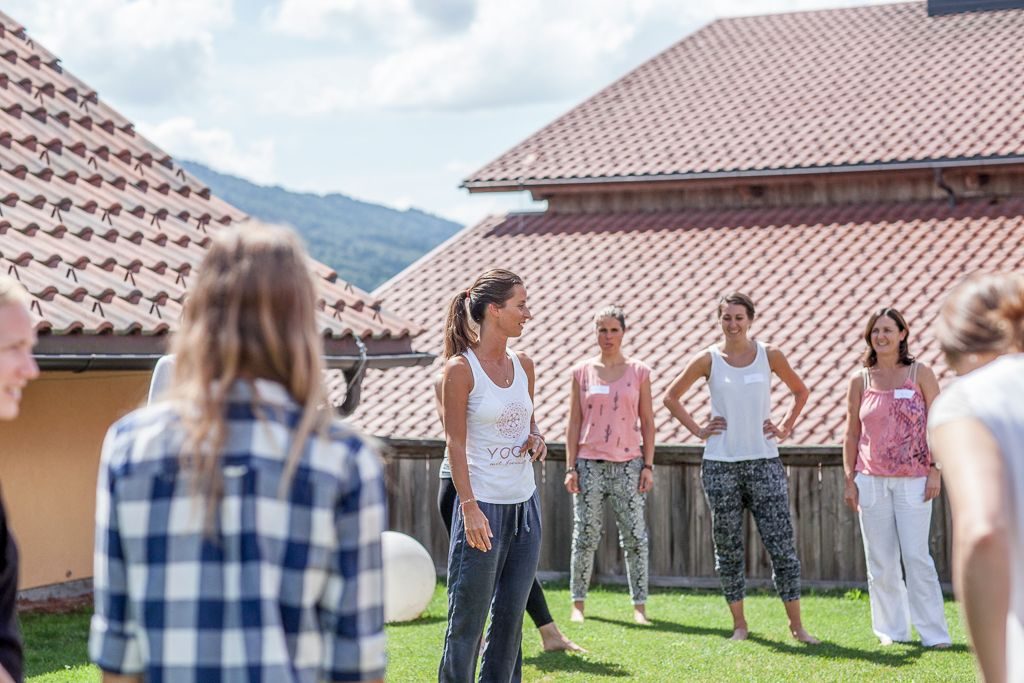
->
[514, 500, 531, 535]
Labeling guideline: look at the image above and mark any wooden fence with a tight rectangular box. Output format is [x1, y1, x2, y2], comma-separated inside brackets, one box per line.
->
[383, 439, 953, 589]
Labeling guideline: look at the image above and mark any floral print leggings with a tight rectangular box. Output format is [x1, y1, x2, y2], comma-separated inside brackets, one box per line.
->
[701, 457, 802, 603]
[570, 457, 649, 604]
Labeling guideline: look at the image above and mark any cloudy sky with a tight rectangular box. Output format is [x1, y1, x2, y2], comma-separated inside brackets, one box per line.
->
[4, 0, 889, 226]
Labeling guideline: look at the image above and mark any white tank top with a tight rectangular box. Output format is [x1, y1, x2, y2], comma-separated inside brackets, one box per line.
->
[462, 348, 536, 504]
[703, 341, 779, 462]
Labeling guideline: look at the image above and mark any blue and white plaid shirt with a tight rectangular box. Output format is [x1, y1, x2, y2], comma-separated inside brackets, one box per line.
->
[89, 379, 387, 682]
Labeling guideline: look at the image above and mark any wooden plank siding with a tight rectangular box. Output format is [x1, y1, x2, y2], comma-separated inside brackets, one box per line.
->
[383, 439, 952, 589]
[540, 165, 1024, 215]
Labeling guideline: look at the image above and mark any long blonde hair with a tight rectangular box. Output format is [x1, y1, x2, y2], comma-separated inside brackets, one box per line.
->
[168, 223, 332, 526]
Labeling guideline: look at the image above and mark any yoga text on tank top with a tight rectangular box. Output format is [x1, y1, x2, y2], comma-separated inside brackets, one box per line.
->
[462, 348, 536, 503]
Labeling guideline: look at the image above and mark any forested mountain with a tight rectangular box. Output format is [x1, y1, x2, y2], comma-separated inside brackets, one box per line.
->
[183, 161, 461, 291]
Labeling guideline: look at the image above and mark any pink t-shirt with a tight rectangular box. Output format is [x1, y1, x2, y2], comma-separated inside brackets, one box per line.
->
[573, 359, 650, 462]
[856, 365, 932, 477]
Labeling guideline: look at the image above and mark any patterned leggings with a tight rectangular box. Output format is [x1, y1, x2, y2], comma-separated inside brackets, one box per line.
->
[570, 457, 649, 604]
[701, 458, 801, 604]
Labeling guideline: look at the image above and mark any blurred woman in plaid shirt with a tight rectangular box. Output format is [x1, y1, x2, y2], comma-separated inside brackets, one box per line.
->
[89, 224, 387, 683]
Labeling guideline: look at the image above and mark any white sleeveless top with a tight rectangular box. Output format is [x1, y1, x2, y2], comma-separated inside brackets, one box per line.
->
[929, 353, 1024, 681]
[703, 341, 779, 462]
[462, 348, 536, 504]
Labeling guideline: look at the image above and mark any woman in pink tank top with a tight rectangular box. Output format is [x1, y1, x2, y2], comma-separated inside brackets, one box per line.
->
[842, 308, 950, 647]
[564, 306, 655, 625]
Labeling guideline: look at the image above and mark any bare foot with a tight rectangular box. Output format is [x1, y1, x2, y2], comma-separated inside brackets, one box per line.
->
[538, 623, 587, 653]
[633, 606, 651, 625]
[791, 626, 820, 644]
[570, 604, 585, 623]
[729, 626, 753, 643]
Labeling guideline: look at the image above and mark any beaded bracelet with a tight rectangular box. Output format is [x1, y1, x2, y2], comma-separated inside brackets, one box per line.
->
[460, 498, 477, 508]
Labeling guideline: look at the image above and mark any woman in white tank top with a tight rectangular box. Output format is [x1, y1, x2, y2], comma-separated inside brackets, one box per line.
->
[929, 272, 1024, 683]
[663, 293, 818, 644]
[438, 269, 547, 683]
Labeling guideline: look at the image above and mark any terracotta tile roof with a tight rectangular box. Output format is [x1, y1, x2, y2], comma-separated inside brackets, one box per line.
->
[353, 198, 1024, 446]
[465, 2, 1024, 189]
[0, 11, 423, 357]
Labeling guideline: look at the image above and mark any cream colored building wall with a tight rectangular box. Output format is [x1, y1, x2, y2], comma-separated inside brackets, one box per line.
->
[0, 371, 150, 590]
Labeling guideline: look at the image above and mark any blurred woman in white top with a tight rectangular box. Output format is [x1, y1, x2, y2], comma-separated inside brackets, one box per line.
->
[928, 272, 1024, 683]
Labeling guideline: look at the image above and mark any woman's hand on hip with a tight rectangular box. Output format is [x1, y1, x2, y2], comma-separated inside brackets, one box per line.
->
[638, 466, 654, 494]
[524, 433, 547, 462]
[763, 419, 790, 441]
[462, 502, 493, 552]
[698, 416, 727, 440]
[564, 470, 580, 494]
[843, 478, 859, 512]
[924, 469, 942, 501]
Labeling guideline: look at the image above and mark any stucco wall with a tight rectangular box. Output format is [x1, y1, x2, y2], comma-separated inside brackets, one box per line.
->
[0, 371, 150, 590]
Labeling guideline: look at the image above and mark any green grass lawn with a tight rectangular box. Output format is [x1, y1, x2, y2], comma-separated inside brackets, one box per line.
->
[22, 584, 975, 682]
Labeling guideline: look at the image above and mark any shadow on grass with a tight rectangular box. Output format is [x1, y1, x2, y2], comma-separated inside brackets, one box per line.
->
[744, 634, 925, 667]
[587, 615, 733, 639]
[524, 651, 632, 677]
[387, 614, 447, 628]
[910, 643, 971, 655]
[587, 615, 949, 667]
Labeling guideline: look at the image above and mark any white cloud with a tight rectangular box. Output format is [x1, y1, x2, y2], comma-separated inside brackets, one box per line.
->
[267, 0, 433, 43]
[259, 0, 703, 113]
[3, 0, 234, 106]
[140, 116, 277, 184]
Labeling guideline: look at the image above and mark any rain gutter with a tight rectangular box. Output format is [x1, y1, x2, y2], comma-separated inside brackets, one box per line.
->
[34, 351, 435, 373]
[462, 155, 1024, 192]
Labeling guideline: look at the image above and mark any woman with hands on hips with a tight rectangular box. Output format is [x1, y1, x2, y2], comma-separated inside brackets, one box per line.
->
[564, 306, 655, 625]
[662, 292, 818, 643]
[842, 308, 950, 648]
[438, 269, 547, 683]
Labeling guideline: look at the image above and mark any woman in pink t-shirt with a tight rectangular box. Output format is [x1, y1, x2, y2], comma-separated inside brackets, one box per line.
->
[842, 307, 950, 647]
[565, 306, 655, 625]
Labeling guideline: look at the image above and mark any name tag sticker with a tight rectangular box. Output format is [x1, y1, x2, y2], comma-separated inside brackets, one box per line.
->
[589, 385, 610, 395]
[743, 374, 766, 384]
[894, 389, 915, 400]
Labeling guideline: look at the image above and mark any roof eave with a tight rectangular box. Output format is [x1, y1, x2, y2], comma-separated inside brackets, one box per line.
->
[462, 155, 1024, 193]
[35, 351, 435, 372]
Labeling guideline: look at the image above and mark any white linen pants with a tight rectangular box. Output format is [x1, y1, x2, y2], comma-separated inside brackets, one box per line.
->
[855, 473, 950, 646]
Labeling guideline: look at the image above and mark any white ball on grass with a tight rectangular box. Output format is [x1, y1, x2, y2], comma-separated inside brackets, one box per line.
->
[382, 531, 436, 623]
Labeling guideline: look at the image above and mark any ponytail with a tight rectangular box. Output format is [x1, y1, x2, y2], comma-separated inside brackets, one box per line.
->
[442, 269, 525, 359]
[444, 291, 476, 358]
